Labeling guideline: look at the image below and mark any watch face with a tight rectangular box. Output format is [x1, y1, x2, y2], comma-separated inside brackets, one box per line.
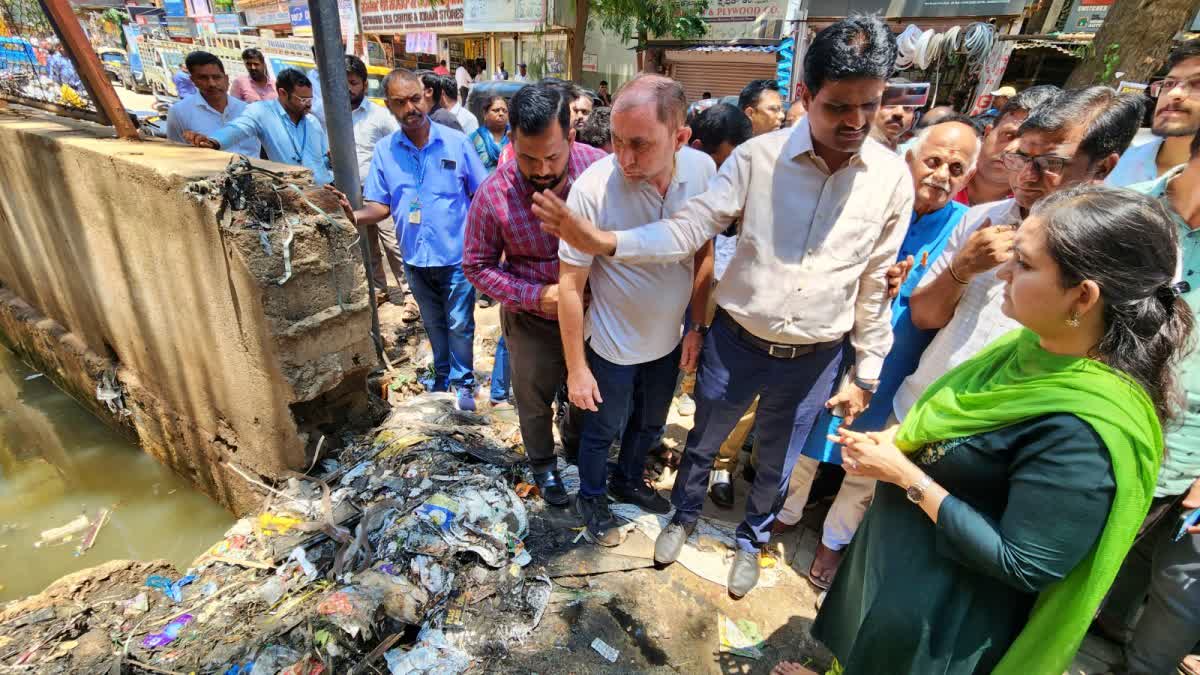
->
[906, 485, 923, 503]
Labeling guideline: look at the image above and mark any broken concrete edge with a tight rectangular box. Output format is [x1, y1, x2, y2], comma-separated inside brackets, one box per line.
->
[0, 109, 378, 516]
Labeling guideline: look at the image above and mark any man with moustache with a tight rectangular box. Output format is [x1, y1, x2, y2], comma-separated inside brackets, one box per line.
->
[778, 117, 981, 591]
[740, 79, 785, 137]
[954, 86, 1059, 206]
[1108, 40, 1200, 187]
[336, 69, 488, 411]
[462, 84, 608, 506]
[229, 48, 276, 103]
[870, 78, 917, 152]
[898, 87, 1145, 423]
[534, 16, 913, 597]
[187, 68, 331, 184]
[167, 51, 260, 157]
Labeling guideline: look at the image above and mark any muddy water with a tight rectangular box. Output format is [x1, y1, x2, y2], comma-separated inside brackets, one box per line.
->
[0, 346, 234, 602]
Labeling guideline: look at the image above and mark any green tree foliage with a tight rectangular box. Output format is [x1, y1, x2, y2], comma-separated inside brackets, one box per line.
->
[587, 0, 710, 48]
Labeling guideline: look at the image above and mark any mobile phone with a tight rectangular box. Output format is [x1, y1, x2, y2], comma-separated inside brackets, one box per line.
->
[1175, 507, 1200, 542]
[883, 82, 931, 108]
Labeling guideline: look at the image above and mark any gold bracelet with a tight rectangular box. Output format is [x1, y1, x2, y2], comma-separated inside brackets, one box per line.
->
[948, 260, 970, 285]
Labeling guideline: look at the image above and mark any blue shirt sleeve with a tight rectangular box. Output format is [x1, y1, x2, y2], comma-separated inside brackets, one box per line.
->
[211, 104, 262, 151]
[460, 139, 488, 197]
[165, 103, 185, 144]
[363, 144, 391, 209]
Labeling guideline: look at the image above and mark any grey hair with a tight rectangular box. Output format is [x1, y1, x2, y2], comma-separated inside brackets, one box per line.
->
[909, 119, 983, 173]
[613, 75, 688, 128]
[1032, 184, 1193, 424]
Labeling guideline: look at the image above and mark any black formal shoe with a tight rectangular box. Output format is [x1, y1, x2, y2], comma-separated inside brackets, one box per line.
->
[533, 469, 570, 507]
[654, 519, 696, 565]
[742, 464, 757, 484]
[575, 494, 622, 547]
[709, 479, 734, 509]
[728, 549, 760, 598]
[609, 480, 671, 515]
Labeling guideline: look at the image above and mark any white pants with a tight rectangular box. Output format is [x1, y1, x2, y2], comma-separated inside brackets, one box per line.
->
[777, 455, 876, 551]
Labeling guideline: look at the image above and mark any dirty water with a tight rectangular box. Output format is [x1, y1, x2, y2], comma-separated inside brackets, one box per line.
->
[0, 345, 234, 602]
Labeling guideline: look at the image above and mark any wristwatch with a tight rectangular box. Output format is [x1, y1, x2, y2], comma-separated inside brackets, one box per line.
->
[689, 320, 710, 336]
[906, 473, 934, 504]
[852, 376, 880, 393]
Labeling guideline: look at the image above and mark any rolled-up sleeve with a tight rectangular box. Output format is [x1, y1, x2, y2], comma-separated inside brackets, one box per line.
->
[934, 415, 1116, 593]
[851, 175, 913, 379]
[612, 143, 748, 264]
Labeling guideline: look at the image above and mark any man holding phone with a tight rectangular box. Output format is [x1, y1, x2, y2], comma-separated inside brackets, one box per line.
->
[870, 79, 922, 151]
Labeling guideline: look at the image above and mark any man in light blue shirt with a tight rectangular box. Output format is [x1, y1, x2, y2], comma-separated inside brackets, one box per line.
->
[188, 69, 332, 185]
[167, 51, 260, 158]
[172, 63, 197, 98]
[339, 69, 488, 410]
[1106, 39, 1200, 187]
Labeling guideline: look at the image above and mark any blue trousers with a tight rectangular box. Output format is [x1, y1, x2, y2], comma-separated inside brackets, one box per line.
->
[490, 336, 511, 402]
[405, 264, 476, 390]
[578, 343, 681, 499]
[671, 318, 843, 552]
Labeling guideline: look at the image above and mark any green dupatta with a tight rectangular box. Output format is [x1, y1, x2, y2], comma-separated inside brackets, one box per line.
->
[895, 328, 1162, 675]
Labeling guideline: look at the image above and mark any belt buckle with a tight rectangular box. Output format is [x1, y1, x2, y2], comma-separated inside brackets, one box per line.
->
[768, 344, 797, 359]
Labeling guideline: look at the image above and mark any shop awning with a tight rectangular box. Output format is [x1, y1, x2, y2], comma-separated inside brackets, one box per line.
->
[1012, 40, 1082, 58]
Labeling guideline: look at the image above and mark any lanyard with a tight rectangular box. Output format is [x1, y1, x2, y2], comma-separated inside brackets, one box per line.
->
[409, 146, 429, 206]
[283, 114, 308, 164]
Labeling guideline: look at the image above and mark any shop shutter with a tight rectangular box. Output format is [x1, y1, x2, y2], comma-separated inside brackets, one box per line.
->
[668, 59, 778, 101]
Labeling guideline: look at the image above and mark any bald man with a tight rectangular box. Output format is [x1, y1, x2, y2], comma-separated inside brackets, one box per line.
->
[556, 75, 717, 547]
[778, 117, 982, 590]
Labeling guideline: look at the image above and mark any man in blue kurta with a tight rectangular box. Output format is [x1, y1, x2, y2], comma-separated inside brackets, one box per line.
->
[338, 69, 488, 411]
[776, 117, 982, 589]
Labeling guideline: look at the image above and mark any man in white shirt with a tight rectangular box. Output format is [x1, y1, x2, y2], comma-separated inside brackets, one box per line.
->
[898, 86, 1145, 419]
[513, 63, 529, 83]
[558, 75, 717, 548]
[439, 75, 479, 136]
[455, 61, 474, 100]
[1107, 39, 1200, 187]
[166, 51, 260, 158]
[535, 17, 913, 598]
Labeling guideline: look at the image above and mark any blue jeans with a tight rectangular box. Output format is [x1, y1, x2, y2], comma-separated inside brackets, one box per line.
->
[578, 343, 681, 499]
[671, 316, 843, 552]
[405, 264, 476, 391]
[490, 336, 510, 402]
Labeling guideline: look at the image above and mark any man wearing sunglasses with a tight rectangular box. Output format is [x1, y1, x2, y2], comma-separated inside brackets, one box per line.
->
[895, 86, 1143, 422]
[1108, 39, 1200, 187]
[187, 68, 333, 185]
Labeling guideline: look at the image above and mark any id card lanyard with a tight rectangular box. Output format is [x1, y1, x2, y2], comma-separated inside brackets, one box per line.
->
[408, 146, 428, 225]
[284, 114, 308, 165]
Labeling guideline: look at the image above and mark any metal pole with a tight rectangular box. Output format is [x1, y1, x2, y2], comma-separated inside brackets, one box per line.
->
[308, 0, 387, 366]
[38, 0, 139, 140]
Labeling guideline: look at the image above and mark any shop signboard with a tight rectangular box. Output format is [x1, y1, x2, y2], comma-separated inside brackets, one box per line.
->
[123, 24, 144, 76]
[288, 0, 312, 36]
[360, 0, 465, 34]
[242, 4, 290, 27]
[214, 13, 242, 33]
[405, 32, 438, 55]
[581, 52, 597, 72]
[969, 41, 1014, 114]
[697, 0, 787, 39]
[807, 0, 1026, 17]
[463, 0, 544, 32]
[338, 0, 358, 43]
[164, 0, 188, 17]
[1062, 0, 1113, 33]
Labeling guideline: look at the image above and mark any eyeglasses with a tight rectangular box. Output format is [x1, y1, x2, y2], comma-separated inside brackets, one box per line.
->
[1149, 78, 1200, 99]
[1001, 151, 1069, 178]
[292, 95, 314, 104]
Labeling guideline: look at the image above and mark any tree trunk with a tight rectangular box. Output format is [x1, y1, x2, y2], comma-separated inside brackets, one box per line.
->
[636, 28, 663, 73]
[1065, 0, 1199, 87]
[570, 0, 589, 82]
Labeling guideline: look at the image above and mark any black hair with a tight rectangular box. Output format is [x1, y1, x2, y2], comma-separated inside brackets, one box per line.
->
[509, 83, 570, 140]
[276, 68, 311, 94]
[702, 91, 712, 99]
[690, 103, 752, 154]
[600, 80, 608, 86]
[541, 78, 585, 103]
[417, 70, 443, 107]
[438, 59, 446, 66]
[1020, 86, 1144, 165]
[922, 113, 982, 137]
[1034, 185, 1194, 424]
[577, 106, 612, 149]
[185, 50, 223, 74]
[803, 15, 896, 94]
[345, 54, 367, 82]
[440, 75, 458, 102]
[738, 79, 780, 111]
[1167, 38, 1200, 70]
[998, 84, 1059, 123]
[241, 48, 264, 63]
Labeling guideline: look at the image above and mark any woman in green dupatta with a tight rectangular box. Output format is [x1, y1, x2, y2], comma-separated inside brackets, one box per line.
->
[775, 185, 1194, 675]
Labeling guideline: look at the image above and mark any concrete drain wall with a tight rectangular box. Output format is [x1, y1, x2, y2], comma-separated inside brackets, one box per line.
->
[0, 108, 374, 515]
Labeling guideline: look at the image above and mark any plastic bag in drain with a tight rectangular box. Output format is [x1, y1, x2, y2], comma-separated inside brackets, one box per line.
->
[384, 628, 470, 675]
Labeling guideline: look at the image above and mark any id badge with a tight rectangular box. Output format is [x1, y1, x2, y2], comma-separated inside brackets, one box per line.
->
[408, 201, 421, 225]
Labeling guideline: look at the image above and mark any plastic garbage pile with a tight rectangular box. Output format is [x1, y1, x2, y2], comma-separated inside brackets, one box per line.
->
[0, 393, 548, 674]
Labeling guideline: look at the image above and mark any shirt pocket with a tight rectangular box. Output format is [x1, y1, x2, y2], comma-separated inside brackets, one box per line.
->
[426, 162, 464, 197]
[820, 215, 880, 264]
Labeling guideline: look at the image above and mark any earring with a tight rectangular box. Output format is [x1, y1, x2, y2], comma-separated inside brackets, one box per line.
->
[1066, 311, 1080, 328]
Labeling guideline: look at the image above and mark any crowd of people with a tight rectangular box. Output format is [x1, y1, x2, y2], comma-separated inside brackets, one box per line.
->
[159, 17, 1200, 673]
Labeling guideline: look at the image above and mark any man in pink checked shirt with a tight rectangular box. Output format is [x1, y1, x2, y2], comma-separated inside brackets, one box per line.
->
[463, 83, 607, 507]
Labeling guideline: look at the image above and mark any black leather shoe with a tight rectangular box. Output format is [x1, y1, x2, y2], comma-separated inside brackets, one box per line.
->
[609, 480, 671, 515]
[728, 549, 760, 598]
[709, 480, 734, 509]
[742, 464, 757, 484]
[654, 519, 696, 565]
[533, 469, 570, 507]
[575, 494, 622, 547]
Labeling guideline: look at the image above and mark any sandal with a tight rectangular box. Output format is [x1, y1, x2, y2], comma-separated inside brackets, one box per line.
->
[807, 542, 843, 591]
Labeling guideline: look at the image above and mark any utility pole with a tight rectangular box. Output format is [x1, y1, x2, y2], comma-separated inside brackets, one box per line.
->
[308, 0, 387, 366]
[39, 0, 139, 140]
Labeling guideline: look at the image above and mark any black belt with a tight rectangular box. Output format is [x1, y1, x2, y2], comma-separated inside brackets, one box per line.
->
[715, 308, 842, 359]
